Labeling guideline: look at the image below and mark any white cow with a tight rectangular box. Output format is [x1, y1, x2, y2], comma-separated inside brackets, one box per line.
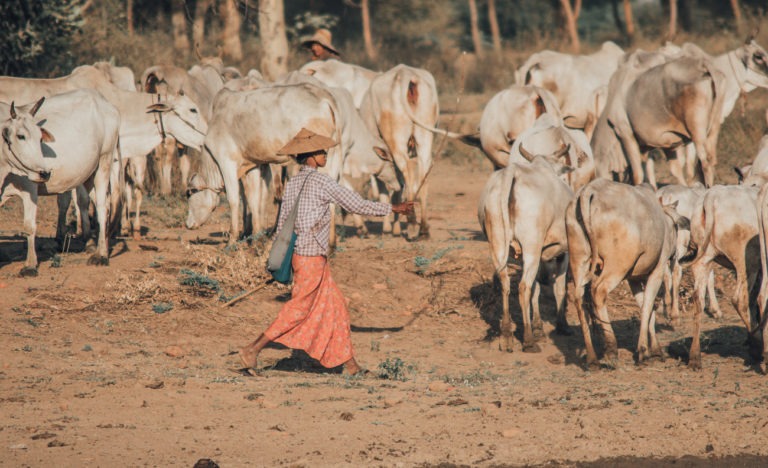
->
[462, 85, 561, 169]
[1, 90, 119, 276]
[299, 59, 379, 109]
[0, 98, 52, 185]
[73, 61, 137, 92]
[566, 179, 685, 366]
[516, 41, 625, 136]
[688, 185, 761, 370]
[185, 83, 343, 246]
[360, 64, 439, 240]
[478, 144, 575, 353]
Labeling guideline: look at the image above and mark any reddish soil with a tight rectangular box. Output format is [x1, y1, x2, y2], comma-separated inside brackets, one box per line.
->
[1, 146, 767, 466]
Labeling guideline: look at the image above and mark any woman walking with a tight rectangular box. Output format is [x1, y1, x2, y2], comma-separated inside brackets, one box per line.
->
[239, 128, 413, 375]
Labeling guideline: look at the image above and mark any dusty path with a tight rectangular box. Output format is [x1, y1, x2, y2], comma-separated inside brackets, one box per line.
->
[1, 157, 767, 467]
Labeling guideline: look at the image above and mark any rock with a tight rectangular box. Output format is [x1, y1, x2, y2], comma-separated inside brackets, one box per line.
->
[164, 345, 185, 358]
[9, 443, 28, 450]
[481, 403, 500, 417]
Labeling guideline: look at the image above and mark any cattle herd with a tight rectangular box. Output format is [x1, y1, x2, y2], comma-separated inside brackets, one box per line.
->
[3, 35, 768, 373]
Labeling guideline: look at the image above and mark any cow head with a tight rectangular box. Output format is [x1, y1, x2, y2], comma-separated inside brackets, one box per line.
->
[185, 173, 220, 229]
[738, 40, 768, 89]
[147, 93, 207, 150]
[1, 97, 53, 183]
[660, 199, 692, 263]
[372, 146, 401, 192]
[518, 143, 575, 177]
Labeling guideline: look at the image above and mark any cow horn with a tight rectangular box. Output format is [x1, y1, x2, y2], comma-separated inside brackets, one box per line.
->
[746, 26, 759, 44]
[10, 101, 17, 119]
[554, 143, 571, 160]
[217, 44, 223, 58]
[195, 42, 203, 60]
[29, 97, 45, 117]
[518, 143, 536, 162]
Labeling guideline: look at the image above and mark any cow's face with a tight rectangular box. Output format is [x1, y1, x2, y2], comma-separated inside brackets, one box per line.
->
[147, 94, 207, 150]
[373, 146, 401, 192]
[1, 99, 53, 183]
[743, 41, 768, 88]
[185, 173, 219, 229]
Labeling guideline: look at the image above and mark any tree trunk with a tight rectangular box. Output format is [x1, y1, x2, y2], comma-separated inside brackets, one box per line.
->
[559, 0, 580, 53]
[623, 0, 635, 41]
[126, 0, 134, 37]
[193, 0, 213, 49]
[220, 0, 243, 61]
[171, 0, 190, 56]
[487, 0, 502, 56]
[361, 0, 377, 60]
[668, 0, 678, 39]
[731, 0, 743, 35]
[468, 0, 483, 58]
[611, 0, 625, 36]
[258, 0, 288, 81]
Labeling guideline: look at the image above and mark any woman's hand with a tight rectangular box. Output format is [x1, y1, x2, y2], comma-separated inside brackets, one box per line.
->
[391, 201, 416, 215]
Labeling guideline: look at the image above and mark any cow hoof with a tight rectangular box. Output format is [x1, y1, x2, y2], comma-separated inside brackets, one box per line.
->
[85, 241, 97, 254]
[19, 266, 38, 277]
[533, 328, 545, 340]
[132, 232, 142, 241]
[522, 342, 541, 353]
[555, 324, 574, 336]
[688, 358, 702, 371]
[418, 230, 431, 240]
[87, 255, 109, 266]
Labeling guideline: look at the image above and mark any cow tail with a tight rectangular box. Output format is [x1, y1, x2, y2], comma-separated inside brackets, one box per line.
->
[108, 136, 125, 239]
[703, 61, 725, 136]
[691, 191, 715, 267]
[502, 166, 517, 261]
[578, 185, 602, 277]
[757, 187, 768, 317]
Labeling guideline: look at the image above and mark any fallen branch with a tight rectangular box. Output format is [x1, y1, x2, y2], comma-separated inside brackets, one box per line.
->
[220, 279, 275, 308]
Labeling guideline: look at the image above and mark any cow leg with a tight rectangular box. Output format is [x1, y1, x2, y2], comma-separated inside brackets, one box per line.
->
[684, 144, 699, 185]
[483, 206, 514, 352]
[616, 130, 646, 185]
[160, 137, 177, 196]
[705, 270, 723, 320]
[530, 280, 544, 340]
[591, 271, 623, 365]
[519, 248, 543, 352]
[241, 168, 262, 236]
[731, 257, 753, 333]
[418, 181, 430, 239]
[667, 147, 687, 186]
[19, 189, 39, 276]
[220, 160, 242, 245]
[132, 184, 143, 240]
[87, 154, 112, 266]
[179, 147, 191, 194]
[644, 157, 657, 189]
[127, 155, 148, 240]
[75, 185, 91, 243]
[552, 254, 571, 335]
[56, 191, 72, 241]
[632, 267, 665, 363]
[690, 251, 715, 370]
[669, 262, 683, 325]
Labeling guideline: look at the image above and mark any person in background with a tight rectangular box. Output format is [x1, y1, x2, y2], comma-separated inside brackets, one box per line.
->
[301, 28, 341, 61]
[239, 128, 414, 376]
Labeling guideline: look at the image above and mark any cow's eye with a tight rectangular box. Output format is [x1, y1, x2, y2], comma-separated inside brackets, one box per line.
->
[190, 108, 198, 114]
[17, 134, 26, 141]
[754, 54, 765, 64]
[186, 188, 200, 198]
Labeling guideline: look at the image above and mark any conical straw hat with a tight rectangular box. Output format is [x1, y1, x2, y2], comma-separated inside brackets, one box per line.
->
[276, 128, 338, 156]
[301, 28, 340, 56]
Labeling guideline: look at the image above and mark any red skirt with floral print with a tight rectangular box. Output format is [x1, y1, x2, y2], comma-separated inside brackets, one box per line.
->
[264, 255, 354, 368]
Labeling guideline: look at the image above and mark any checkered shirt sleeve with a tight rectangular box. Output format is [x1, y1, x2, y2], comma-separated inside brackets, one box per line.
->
[276, 167, 392, 256]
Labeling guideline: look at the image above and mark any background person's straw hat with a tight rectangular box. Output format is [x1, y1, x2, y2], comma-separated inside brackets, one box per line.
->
[277, 128, 338, 156]
[300, 28, 340, 56]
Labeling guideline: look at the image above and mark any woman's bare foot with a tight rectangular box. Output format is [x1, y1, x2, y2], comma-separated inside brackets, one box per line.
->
[343, 357, 366, 375]
[238, 346, 259, 369]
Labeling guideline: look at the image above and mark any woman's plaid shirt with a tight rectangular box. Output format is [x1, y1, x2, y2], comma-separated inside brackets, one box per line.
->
[276, 166, 391, 257]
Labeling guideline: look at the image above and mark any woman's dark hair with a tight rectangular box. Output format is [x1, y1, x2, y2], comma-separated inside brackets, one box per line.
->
[296, 149, 327, 164]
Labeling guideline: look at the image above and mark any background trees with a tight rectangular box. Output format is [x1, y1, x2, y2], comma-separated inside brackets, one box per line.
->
[2, 0, 766, 81]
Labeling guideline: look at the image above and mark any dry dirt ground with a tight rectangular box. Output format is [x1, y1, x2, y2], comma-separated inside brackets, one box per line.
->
[2, 129, 768, 466]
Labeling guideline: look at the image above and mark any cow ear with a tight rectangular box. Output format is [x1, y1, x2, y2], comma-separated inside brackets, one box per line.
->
[664, 200, 679, 211]
[557, 165, 575, 176]
[304, 68, 316, 76]
[40, 128, 55, 143]
[373, 146, 392, 161]
[147, 103, 171, 113]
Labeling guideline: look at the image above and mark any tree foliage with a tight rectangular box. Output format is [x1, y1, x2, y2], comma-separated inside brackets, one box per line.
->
[0, 0, 85, 76]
